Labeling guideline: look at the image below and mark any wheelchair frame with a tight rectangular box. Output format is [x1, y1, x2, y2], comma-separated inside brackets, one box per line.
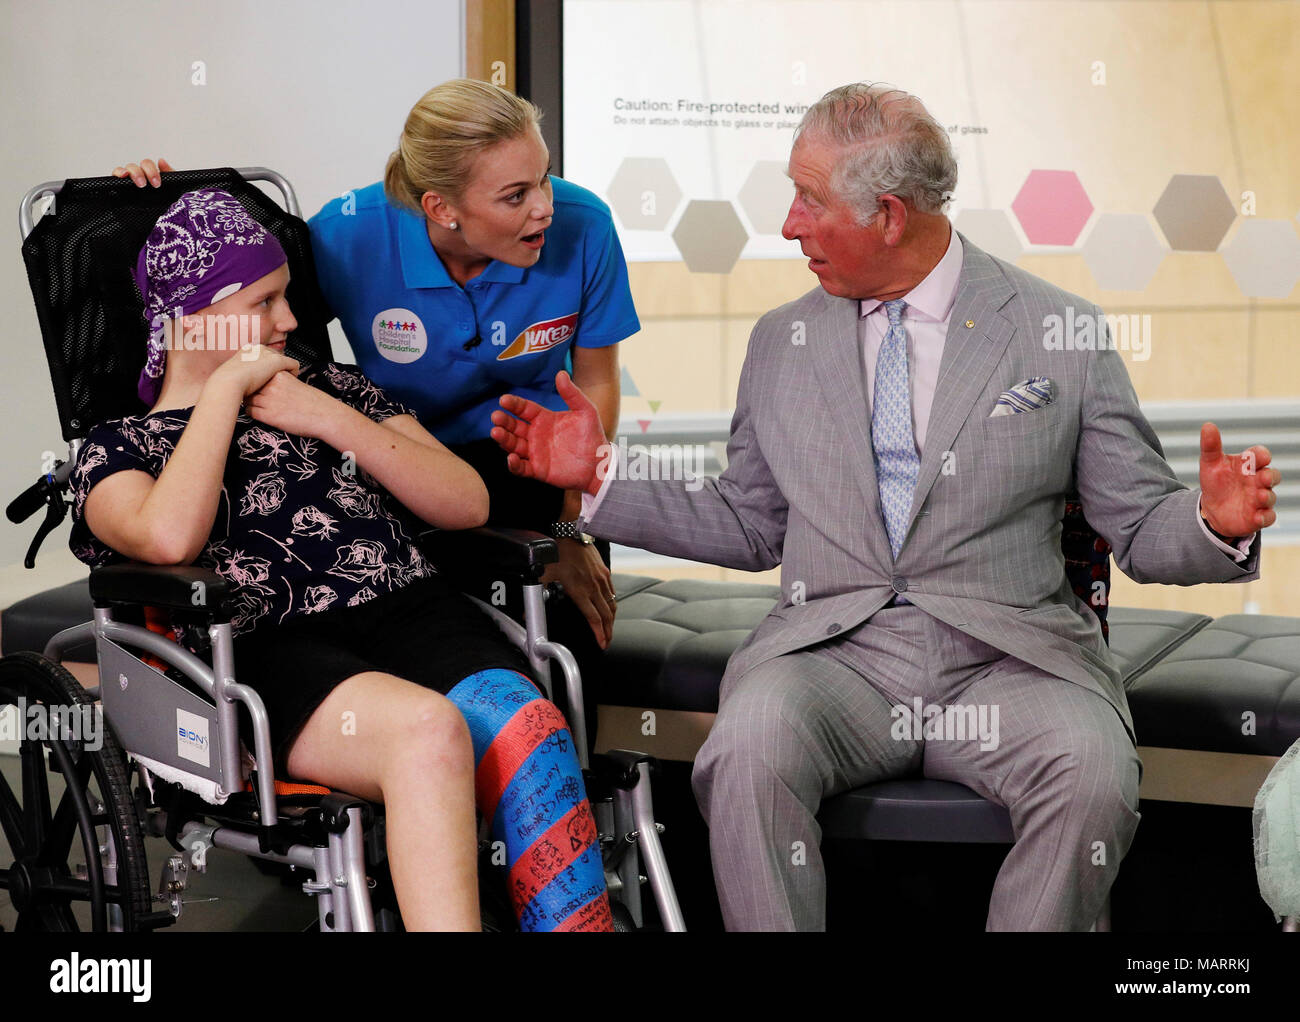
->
[6, 170, 686, 933]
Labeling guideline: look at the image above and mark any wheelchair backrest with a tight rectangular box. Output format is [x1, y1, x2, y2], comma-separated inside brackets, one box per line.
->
[1062, 495, 1112, 644]
[20, 169, 333, 442]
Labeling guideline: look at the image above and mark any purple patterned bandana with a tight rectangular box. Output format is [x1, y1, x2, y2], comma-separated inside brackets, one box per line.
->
[133, 189, 287, 405]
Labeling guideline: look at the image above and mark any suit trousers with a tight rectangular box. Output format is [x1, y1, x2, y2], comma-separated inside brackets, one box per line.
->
[691, 601, 1143, 930]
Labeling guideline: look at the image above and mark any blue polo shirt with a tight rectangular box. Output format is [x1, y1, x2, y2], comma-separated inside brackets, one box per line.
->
[307, 176, 639, 445]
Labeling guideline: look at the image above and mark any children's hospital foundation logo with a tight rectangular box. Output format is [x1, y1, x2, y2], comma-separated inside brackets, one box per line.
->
[371, 308, 427, 364]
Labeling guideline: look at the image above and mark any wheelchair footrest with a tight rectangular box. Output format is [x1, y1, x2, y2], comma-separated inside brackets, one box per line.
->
[243, 778, 332, 797]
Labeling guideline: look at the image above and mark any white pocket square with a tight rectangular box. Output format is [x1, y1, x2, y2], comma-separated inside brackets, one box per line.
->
[989, 376, 1054, 417]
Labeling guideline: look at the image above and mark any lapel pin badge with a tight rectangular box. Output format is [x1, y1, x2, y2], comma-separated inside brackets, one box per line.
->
[965, 319, 975, 328]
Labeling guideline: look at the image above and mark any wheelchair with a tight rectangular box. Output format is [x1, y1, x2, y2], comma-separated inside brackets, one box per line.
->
[0, 167, 686, 932]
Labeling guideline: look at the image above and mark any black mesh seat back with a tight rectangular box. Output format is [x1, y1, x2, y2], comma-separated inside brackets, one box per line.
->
[20, 169, 333, 441]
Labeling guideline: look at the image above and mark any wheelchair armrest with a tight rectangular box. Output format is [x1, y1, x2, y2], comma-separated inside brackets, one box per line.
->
[316, 791, 375, 833]
[591, 750, 659, 791]
[89, 563, 232, 622]
[419, 526, 558, 583]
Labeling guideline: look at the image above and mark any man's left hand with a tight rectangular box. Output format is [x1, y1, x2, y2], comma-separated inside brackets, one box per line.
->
[542, 539, 616, 650]
[1199, 422, 1281, 537]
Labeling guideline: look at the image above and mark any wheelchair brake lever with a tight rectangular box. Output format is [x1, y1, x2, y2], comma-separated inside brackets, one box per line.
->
[8, 462, 68, 522]
[23, 486, 69, 569]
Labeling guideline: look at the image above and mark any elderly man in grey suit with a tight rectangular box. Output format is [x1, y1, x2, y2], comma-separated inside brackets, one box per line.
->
[491, 83, 1281, 931]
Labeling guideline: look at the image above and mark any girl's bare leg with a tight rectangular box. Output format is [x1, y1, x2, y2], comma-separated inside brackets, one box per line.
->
[284, 671, 479, 931]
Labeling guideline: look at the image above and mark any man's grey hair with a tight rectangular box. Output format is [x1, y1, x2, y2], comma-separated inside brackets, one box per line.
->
[796, 83, 958, 225]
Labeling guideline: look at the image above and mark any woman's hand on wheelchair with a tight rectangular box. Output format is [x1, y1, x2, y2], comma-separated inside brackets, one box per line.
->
[112, 157, 174, 187]
[543, 540, 616, 649]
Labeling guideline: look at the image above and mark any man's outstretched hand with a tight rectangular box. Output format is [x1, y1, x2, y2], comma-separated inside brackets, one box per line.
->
[1199, 422, 1281, 538]
[491, 371, 608, 495]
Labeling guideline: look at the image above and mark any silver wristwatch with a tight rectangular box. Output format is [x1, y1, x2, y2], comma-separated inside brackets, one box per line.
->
[549, 519, 594, 545]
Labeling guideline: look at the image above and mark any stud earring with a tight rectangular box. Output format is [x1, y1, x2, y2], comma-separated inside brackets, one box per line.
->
[449, 220, 459, 231]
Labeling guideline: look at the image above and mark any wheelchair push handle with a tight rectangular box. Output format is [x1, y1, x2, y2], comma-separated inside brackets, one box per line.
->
[8, 455, 73, 524]
[7, 474, 58, 524]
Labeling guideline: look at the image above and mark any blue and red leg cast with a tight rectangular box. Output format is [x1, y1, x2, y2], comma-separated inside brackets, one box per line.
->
[447, 668, 613, 931]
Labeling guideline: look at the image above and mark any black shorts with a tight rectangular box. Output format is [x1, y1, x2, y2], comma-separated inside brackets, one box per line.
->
[230, 575, 533, 776]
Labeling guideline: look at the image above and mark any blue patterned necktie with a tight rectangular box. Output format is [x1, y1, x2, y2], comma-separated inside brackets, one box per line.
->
[872, 298, 920, 565]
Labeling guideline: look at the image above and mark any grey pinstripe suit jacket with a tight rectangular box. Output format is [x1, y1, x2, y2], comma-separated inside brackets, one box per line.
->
[588, 234, 1261, 740]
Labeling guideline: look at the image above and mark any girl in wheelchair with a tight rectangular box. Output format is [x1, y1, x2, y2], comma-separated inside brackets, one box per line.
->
[66, 188, 614, 932]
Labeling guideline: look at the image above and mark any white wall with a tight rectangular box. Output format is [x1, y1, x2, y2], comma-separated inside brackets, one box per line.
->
[0, 0, 464, 568]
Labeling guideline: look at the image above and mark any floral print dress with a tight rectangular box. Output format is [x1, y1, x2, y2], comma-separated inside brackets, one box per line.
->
[68, 363, 439, 637]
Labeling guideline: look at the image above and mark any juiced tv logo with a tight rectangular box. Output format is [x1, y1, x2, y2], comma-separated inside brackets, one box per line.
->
[497, 312, 578, 360]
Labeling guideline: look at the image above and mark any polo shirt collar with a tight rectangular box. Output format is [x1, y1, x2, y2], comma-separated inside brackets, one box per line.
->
[398, 210, 527, 288]
[478, 259, 526, 285]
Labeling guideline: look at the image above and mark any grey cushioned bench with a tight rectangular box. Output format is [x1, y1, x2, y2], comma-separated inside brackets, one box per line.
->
[6, 574, 1299, 808]
[2, 579, 96, 662]
[596, 574, 1300, 810]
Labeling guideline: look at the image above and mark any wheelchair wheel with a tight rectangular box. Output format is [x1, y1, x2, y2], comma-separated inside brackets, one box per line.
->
[0, 652, 152, 931]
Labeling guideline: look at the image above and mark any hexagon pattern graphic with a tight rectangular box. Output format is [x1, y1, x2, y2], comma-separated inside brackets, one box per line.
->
[1221, 219, 1300, 298]
[953, 208, 1024, 263]
[607, 157, 684, 231]
[1081, 213, 1167, 291]
[1152, 175, 1236, 251]
[738, 160, 794, 234]
[672, 200, 749, 273]
[1011, 170, 1093, 246]
[606, 158, 1268, 290]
